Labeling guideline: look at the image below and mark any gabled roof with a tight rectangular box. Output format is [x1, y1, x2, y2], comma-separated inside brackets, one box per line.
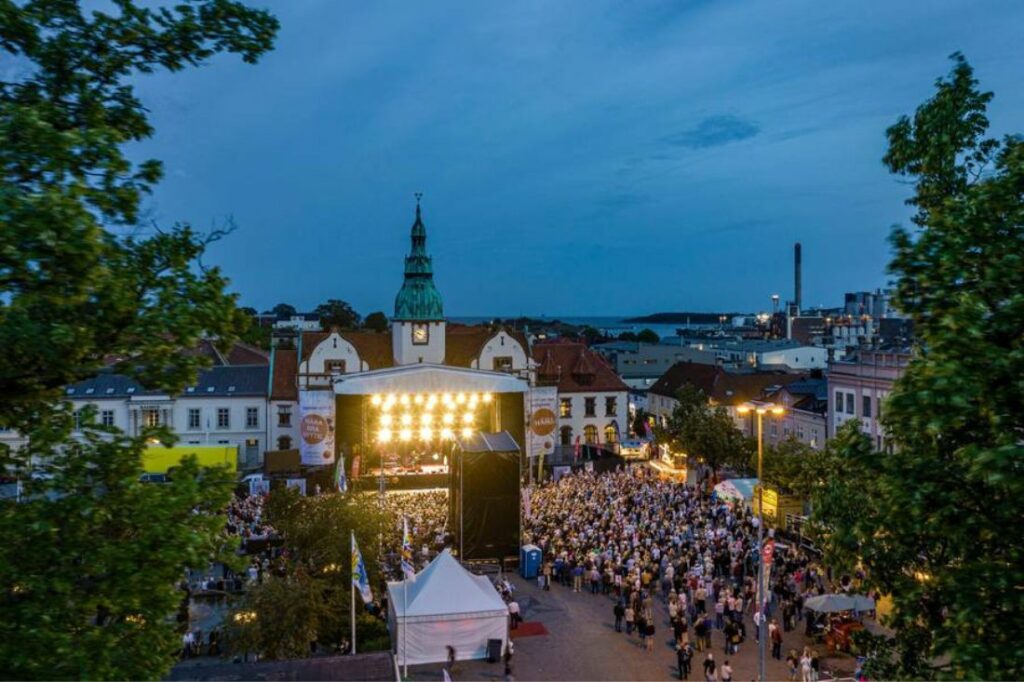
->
[530, 341, 628, 393]
[387, 549, 507, 618]
[649, 362, 804, 405]
[445, 324, 530, 368]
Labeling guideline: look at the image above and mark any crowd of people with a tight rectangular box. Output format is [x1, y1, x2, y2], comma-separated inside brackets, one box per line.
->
[378, 489, 450, 579]
[523, 467, 845, 680]
[225, 492, 275, 543]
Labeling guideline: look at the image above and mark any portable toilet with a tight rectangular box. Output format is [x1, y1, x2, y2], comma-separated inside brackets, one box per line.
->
[520, 544, 542, 579]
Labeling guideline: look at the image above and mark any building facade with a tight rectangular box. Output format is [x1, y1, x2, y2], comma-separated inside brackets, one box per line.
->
[827, 348, 911, 451]
[533, 341, 629, 450]
[592, 341, 719, 389]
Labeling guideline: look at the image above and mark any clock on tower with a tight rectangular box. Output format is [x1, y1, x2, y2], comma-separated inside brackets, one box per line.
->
[412, 323, 429, 345]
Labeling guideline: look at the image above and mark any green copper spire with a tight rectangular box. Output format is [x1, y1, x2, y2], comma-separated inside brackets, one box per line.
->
[394, 196, 444, 321]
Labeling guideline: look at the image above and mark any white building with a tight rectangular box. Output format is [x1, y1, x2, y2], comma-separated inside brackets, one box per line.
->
[0, 341, 271, 467]
[532, 341, 629, 450]
[686, 339, 827, 371]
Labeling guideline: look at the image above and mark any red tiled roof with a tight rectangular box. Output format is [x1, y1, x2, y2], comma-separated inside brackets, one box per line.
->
[649, 362, 804, 405]
[270, 348, 298, 401]
[343, 332, 394, 370]
[227, 341, 270, 365]
[531, 341, 628, 393]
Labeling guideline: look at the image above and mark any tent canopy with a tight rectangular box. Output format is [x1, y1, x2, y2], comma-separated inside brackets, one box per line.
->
[804, 593, 876, 613]
[714, 478, 758, 502]
[387, 549, 507, 622]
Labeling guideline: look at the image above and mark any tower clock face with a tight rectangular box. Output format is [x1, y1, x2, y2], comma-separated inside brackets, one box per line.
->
[412, 323, 429, 345]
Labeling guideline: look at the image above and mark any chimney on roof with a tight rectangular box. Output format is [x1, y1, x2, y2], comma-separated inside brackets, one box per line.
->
[794, 242, 802, 314]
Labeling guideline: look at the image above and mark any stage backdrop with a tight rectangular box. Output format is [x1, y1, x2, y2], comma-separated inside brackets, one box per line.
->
[298, 389, 335, 466]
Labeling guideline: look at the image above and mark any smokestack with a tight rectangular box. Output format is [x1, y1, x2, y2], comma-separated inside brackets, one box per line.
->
[794, 242, 802, 314]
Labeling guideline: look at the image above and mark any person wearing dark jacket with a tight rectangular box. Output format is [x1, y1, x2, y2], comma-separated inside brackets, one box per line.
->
[613, 600, 625, 632]
[677, 642, 693, 679]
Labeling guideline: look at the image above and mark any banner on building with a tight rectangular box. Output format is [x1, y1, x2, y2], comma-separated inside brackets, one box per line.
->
[299, 389, 336, 466]
[527, 387, 558, 461]
[286, 478, 307, 496]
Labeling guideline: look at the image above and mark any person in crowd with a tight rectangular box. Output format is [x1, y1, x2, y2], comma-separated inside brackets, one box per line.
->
[677, 641, 693, 679]
[613, 599, 625, 633]
[703, 652, 716, 682]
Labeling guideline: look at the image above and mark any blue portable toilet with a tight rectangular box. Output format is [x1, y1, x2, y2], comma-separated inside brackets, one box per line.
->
[520, 544, 542, 579]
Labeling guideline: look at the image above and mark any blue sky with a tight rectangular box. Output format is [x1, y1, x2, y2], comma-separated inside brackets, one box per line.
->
[131, 0, 1024, 316]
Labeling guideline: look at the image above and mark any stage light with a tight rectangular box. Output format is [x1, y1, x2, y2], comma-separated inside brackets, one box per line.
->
[440, 427, 454, 440]
[442, 393, 453, 405]
[399, 428, 412, 442]
[461, 427, 473, 439]
[401, 414, 413, 427]
[433, 453, 440, 461]
[469, 393, 479, 406]
[443, 412, 455, 425]
[421, 414, 433, 426]
[482, 393, 493, 403]
[414, 394, 423, 404]
[399, 394, 410, 406]
[378, 429, 392, 443]
[427, 394, 438, 408]
[420, 427, 432, 440]
[456, 392, 466, 404]
[380, 414, 393, 427]
[462, 413, 474, 425]
[371, 394, 382, 406]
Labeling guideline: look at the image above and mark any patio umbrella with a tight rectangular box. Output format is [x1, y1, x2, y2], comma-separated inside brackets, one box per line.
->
[804, 594, 858, 612]
[851, 594, 876, 611]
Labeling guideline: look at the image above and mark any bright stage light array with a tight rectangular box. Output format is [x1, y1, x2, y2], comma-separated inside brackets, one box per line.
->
[371, 392, 493, 443]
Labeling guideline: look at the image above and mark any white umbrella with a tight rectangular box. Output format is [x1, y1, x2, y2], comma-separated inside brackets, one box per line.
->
[851, 594, 876, 611]
[804, 594, 857, 612]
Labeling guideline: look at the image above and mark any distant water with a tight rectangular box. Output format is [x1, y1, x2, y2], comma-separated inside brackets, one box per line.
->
[449, 316, 719, 339]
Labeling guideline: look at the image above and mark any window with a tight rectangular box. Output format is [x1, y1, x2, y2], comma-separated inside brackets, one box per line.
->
[325, 359, 346, 374]
[277, 436, 292, 450]
[605, 397, 617, 416]
[771, 423, 778, 437]
[846, 393, 855, 415]
[143, 408, 161, 427]
[217, 408, 230, 429]
[278, 405, 292, 427]
[188, 408, 201, 430]
[862, 395, 872, 418]
[492, 356, 514, 371]
[835, 390, 844, 413]
[73, 409, 83, 432]
[584, 397, 596, 417]
[583, 424, 598, 444]
[246, 407, 259, 429]
[604, 424, 617, 444]
[560, 398, 572, 418]
[101, 410, 115, 427]
[559, 426, 573, 446]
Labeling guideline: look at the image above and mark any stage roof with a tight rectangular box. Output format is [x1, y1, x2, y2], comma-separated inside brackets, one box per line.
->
[455, 431, 521, 453]
[332, 364, 528, 395]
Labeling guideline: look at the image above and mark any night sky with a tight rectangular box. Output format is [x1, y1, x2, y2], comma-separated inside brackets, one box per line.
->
[130, 0, 1024, 316]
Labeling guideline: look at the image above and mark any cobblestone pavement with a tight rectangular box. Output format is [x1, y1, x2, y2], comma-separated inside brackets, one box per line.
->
[409, 574, 859, 681]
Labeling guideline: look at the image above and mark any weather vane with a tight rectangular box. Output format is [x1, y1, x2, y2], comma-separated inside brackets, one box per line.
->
[414, 192, 423, 206]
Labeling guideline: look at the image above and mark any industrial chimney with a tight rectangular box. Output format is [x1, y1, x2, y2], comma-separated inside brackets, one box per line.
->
[794, 242, 802, 315]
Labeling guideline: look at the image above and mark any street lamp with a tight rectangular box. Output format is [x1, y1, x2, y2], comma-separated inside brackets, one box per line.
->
[736, 402, 784, 682]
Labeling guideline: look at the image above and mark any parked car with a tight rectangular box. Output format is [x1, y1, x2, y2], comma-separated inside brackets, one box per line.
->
[139, 472, 170, 484]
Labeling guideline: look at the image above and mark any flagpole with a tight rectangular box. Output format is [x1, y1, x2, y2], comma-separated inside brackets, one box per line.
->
[351, 531, 357, 655]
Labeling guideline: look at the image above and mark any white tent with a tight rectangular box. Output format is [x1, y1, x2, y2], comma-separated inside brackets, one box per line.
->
[387, 549, 509, 666]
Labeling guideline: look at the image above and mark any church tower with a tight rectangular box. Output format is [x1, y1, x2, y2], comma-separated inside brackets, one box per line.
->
[392, 197, 446, 365]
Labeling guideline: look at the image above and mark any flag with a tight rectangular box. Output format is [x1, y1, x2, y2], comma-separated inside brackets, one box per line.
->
[401, 516, 416, 580]
[335, 455, 347, 493]
[351, 532, 373, 604]
[442, 669, 452, 682]
[351, 453, 361, 480]
[573, 435, 581, 461]
[643, 419, 653, 441]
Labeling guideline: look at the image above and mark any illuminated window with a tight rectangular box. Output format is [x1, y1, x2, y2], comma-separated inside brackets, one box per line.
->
[583, 424, 598, 444]
[604, 424, 617, 444]
[560, 398, 572, 418]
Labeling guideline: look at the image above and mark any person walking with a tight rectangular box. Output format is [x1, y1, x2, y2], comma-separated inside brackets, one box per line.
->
[786, 649, 799, 682]
[645, 620, 656, 652]
[721, 660, 733, 682]
[625, 604, 635, 635]
[770, 618, 783, 660]
[702, 652, 716, 682]
[508, 600, 521, 630]
[613, 600, 625, 633]
[677, 642, 693, 680]
[800, 648, 812, 682]
[542, 561, 552, 591]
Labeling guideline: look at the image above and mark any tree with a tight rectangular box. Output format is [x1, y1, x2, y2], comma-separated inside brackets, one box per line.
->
[227, 490, 390, 658]
[0, 1, 278, 678]
[756, 437, 819, 497]
[315, 299, 361, 330]
[271, 302, 297, 318]
[822, 54, 1024, 680]
[363, 311, 389, 333]
[658, 385, 752, 476]
[578, 325, 604, 345]
[618, 331, 638, 341]
[636, 328, 660, 344]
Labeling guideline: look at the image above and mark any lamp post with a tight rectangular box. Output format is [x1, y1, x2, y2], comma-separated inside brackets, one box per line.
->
[737, 403, 784, 682]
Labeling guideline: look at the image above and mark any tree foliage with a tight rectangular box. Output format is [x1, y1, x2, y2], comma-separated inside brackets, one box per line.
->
[227, 490, 391, 658]
[0, 1, 278, 678]
[823, 54, 1024, 680]
[636, 328, 660, 343]
[315, 299, 361, 330]
[658, 385, 752, 475]
[362, 310, 389, 333]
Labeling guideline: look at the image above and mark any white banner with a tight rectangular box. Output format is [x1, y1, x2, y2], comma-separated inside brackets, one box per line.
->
[298, 389, 336, 466]
[527, 387, 558, 461]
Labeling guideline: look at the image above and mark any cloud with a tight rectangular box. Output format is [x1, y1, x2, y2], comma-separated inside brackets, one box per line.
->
[662, 115, 761, 149]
